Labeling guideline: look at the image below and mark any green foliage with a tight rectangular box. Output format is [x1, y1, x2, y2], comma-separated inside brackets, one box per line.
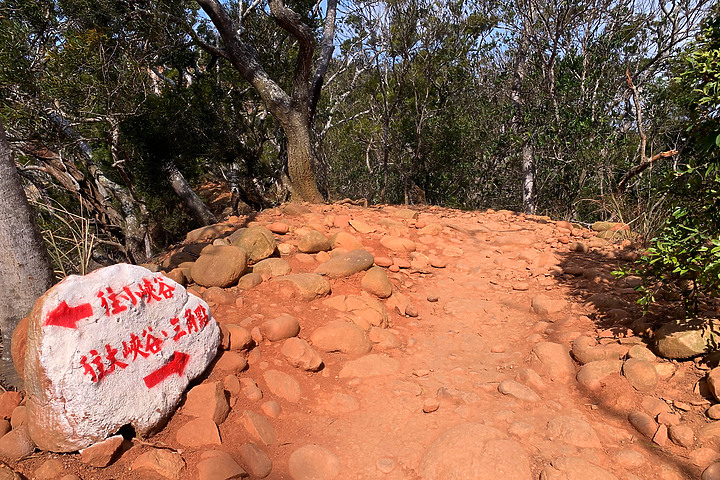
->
[631, 7, 720, 317]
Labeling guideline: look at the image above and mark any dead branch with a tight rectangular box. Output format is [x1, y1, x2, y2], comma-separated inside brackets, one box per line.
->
[617, 149, 678, 192]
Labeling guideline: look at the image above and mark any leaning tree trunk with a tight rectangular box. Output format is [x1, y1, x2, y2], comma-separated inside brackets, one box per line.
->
[0, 119, 55, 389]
[165, 161, 218, 226]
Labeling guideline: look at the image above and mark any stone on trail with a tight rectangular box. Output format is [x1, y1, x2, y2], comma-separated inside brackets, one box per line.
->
[314, 249, 374, 278]
[379, 236, 416, 253]
[34, 458, 64, 480]
[191, 245, 248, 288]
[260, 314, 301, 342]
[273, 274, 331, 300]
[298, 230, 332, 253]
[331, 231, 364, 251]
[0, 425, 35, 460]
[24, 264, 220, 452]
[252, 258, 292, 279]
[288, 444, 341, 480]
[497, 379, 540, 402]
[182, 381, 230, 425]
[622, 358, 658, 392]
[628, 411, 659, 439]
[547, 415, 601, 448]
[226, 325, 253, 351]
[530, 342, 575, 382]
[232, 226, 278, 263]
[576, 360, 623, 390]
[237, 443, 273, 478]
[176, 418, 222, 447]
[669, 424, 695, 448]
[79, 434, 124, 467]
[240, 410, 277, 446]
[263, 369, 302, 403]
[349, 219, 375, 234]
[197, 450, 246, 480]
[708, 367, 720, 402]
[131, 448, 186, 480]
[361, 266, 393, 298]
[418, 422, 532, 480]
[703, 463, 720, 480]
[654, 319, 718, 359]
[281, 338, 323, 371]
[338, 354, 399, 378]
[540, 456, 618, 480]
[531, 295, 565, 315]
[0, 393, 22, 420]
[310, 319, 372, 355]
[238, 272, 263, 290]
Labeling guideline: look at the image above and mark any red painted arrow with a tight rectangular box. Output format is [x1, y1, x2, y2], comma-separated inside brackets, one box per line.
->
[44, 301, 94, 328]
[143, 351, 190, 389]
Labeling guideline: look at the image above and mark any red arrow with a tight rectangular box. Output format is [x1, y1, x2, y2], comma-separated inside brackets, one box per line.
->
[44, 301, 94, 328]
[143, 351, 190, 389]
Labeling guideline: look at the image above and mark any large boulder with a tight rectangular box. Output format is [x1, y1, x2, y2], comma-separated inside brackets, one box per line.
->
[191, 245, 248, 288]
[232, 226, 278, 263]
[655, 319, 719, 359]
[23, 264, 220, 452]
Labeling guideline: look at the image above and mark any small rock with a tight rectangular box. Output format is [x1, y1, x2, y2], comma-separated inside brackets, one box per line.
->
[238, 272, 263, 289]
[709, 368, 720, 402]
[612, 449, 645, 468]
[497, 380, 540, 402]
[576, 360, 623, 390]
[191, 245, 248, 288]
[368, 327, 401, 350]
[0, 425, 34, 460]
[240, 410, 276, 446]
[708, 405, 720, 420]
[628, 411, 658, 438]
[0, 393, 22, 420]
[282, 338, 323, 371]
[263, 370, 302, 403]
[261, 401, 282, 418]
[349, 219, 375, 234]
[627, 344, 657, 362]
[214, 351, 248, 374]
[530, 342, 575, 381]
[669, 424, 695, 447]
[79, 435, 124, 467]
[380, 236, 416, 253]
[376, 458, 396, 474]
[204, 286, 236, 305]
[299, 231, 331, 254]
[197, 450, 246, 480]
[253, 258, 292, 279]
[176, 418, 221, 447]
[653, 423, 669, 446]
[547, 416, 601, 448]
[183, 382, 230, 425]
[273, 274, 331, 300]
[314, 250, 375, 278]
[237, 443, 273, 478]
[288, 444, 341, 480]
[311, 320, 371, 355]
[655, 319, 718, 359]
[232, 226, 278, 262]
[260, 314, 301, 341]
[240, 378, 263, 401]
[531, 295, 565, 315]
[622, 358, 658, 392]
[331, 231, 363, 251]
[9, 406, 25, 429]
[423, 399, 440, 413]
[34, 458, 65, 480]
[227, 325, 253, 351]
[132, 448, 186, 480]
[703, 463, 720, 480]
[361, 267, 393, 298]
[267, 222, 290, 235]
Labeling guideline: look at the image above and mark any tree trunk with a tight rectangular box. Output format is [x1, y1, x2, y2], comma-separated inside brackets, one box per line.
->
[0, 119, 55, 389]
[284, 114, 324, 203]
[521, 142, 536, 214]
[165, 161, 218, 226]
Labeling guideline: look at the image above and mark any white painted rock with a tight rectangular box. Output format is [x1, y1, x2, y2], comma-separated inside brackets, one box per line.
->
[24, 264, 221, 452]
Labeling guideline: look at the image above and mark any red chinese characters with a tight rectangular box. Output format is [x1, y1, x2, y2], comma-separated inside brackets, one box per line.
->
[96, 277, 176, 317]
[79, 304, 209, 384]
